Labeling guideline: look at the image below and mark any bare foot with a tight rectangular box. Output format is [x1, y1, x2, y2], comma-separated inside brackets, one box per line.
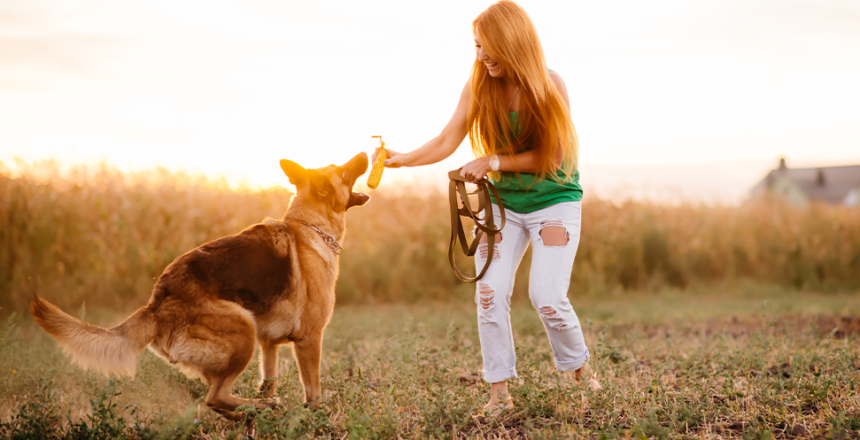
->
[574, 364, 602, 391]
[481, 380, 514, 417]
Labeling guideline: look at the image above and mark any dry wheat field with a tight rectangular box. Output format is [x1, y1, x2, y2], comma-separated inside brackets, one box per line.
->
[1, 161, 859, 439]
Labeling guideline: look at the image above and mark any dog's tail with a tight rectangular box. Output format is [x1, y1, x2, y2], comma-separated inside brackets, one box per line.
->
[30, 296, 157, 376]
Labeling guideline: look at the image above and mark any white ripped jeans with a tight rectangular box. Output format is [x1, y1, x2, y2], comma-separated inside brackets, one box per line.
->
[474, 201, 589, 383]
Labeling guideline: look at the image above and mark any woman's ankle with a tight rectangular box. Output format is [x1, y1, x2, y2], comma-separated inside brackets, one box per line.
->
[483, 380, 514, 414]
[487, 380, 512, 402]
[575, 362, 595, 376]
[572, 364, 601, 390]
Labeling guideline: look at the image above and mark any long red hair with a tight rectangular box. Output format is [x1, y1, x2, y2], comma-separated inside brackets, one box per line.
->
[468, 0, 578, 181]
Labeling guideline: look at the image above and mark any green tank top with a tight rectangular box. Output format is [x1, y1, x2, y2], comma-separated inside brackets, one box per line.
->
[489, 111, 583, 213]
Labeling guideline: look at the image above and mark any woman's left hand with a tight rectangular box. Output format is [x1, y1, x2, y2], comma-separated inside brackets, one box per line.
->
[459, 156, 492, 183]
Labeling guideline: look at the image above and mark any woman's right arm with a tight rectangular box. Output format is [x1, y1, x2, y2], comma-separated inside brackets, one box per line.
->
[377, 82, 471, 168]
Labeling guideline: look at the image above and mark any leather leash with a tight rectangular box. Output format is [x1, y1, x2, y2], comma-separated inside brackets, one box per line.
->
[447, 169, 506, 283]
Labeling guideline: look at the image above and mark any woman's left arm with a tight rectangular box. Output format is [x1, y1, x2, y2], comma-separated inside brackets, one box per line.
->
[459, 71, 571, 182]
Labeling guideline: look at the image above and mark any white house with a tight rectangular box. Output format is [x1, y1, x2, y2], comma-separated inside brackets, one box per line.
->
[750, 158, 860, 207]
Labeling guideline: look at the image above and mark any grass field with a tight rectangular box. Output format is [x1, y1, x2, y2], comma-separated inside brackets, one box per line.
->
[2, 288, 860, 439]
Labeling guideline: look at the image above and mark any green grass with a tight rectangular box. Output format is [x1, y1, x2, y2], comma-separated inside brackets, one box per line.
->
[2, 289, 860, 439]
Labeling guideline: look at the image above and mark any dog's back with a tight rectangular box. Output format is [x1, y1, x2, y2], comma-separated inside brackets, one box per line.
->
[152, 222, 297, 317]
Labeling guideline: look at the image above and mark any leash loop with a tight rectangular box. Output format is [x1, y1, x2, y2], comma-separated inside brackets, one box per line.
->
[447, 169, 506, 283]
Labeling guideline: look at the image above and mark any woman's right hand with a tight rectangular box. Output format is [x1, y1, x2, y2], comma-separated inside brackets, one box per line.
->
[374, 147, 409, 168]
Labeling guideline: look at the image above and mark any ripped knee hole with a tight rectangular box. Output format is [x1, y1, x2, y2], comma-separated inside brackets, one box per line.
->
[478, 283, 494, 310]
[478, 232, 502, 260]
[539, 306, 571, 330]
[539, 306, 558, 317]
[539, 220, 569, 246]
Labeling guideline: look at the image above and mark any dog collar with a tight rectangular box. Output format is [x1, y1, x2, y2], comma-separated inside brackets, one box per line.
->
[290, 220, 343, 255]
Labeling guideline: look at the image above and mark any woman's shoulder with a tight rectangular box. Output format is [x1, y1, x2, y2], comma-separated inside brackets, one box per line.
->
[547, 70, 570, 107]
[548, 69, 565, 87]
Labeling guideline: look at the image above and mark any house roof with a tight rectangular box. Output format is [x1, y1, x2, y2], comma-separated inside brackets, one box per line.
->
[752, 163, 860, 204]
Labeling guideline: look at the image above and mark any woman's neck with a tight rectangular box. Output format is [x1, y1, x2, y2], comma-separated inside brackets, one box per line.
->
[498, 76, 517, 90]
[501, 77, 520, 111]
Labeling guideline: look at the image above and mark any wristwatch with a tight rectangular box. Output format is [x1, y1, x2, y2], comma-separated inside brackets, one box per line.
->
[489, 154, 501, 172]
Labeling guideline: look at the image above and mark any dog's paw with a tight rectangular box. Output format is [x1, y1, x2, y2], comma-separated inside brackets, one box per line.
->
[257, 377, 280, 399]
[212, 407, 245, 422]
[302, 399, 321, 411]
[254, 400, 278, 411]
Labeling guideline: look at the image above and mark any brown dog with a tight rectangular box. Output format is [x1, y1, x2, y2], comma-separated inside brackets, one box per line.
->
[31, 152, 370, 419]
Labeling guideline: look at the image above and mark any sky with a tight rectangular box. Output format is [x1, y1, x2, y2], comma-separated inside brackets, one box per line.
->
[1, 0, 858, 203]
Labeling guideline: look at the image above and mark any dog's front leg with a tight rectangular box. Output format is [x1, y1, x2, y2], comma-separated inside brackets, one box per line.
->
[293, 336, 322, 405]
[259, 341, 279, 397]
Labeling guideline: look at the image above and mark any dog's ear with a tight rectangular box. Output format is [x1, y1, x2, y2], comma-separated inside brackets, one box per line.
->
[307, 170, 335, 199]
[280, 159, 307, 187]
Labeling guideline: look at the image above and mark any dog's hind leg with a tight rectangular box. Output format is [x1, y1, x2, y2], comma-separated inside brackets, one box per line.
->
[170, 301, 268, 420]
[204, 370, 254, 421]
[258, 341, 279, 397]
[293, 336, 322, 405]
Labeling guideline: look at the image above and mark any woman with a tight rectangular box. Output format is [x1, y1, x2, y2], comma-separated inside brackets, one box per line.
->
[376, 0, 600, 414]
